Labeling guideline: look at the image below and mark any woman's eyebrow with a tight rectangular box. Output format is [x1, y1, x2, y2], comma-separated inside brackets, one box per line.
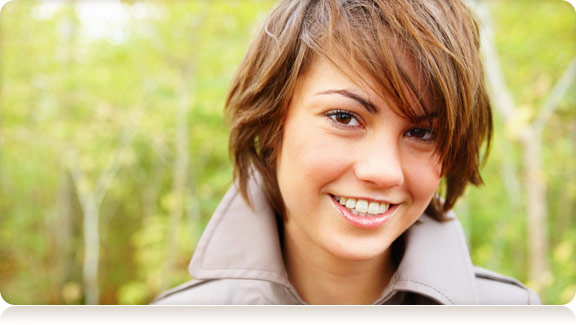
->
[315, 89, 378, 113]
[412, 112, 439, 123]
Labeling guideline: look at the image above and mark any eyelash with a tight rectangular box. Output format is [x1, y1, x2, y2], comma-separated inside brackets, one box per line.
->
[325, 109, 436, 142]
[325, 110, 363, 129]
[404, 127, 436, 142]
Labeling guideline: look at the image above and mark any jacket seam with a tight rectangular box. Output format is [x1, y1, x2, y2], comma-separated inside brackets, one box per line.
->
[474, 269, 533, 304]
[197, 265, 286, 276]
[474, 272, 525, 287]
[475, 268, 533, 304]
[397, 279, 455, 304]
[151, 279, 210, 303]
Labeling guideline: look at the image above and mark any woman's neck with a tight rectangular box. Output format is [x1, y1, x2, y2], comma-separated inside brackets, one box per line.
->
[283, 230, 394, 305]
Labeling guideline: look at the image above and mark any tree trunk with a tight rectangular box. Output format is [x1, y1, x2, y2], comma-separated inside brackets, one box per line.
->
[161, 63, 192, 291]
[68, 163, 100, 305]
[520, 128, 549, 290]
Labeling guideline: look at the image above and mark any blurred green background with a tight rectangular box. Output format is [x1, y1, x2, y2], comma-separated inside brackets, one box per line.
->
[0, 0, 574, 305]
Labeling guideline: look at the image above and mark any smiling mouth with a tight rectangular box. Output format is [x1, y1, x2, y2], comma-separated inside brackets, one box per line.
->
[329, 194, 397, 229]
[331, 194, 394, 217]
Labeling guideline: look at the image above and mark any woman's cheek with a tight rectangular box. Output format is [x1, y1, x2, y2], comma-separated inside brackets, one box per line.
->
[405, 152, 443, 201]
[300, 136, 354, 180]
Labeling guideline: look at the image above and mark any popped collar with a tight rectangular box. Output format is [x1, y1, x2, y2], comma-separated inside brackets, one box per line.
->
[152, 177, 540, 305]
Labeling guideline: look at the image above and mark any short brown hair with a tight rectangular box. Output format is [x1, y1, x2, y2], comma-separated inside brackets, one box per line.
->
[225, 0, 492, 221]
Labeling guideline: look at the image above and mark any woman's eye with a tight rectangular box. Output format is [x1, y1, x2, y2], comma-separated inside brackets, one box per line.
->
[405, 128, 435, 141]
[327, 110, 362, 128]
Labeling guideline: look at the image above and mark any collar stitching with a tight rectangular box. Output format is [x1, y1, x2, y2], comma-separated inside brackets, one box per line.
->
[195, 265, 287, 276]
[395, 279, 455, 304]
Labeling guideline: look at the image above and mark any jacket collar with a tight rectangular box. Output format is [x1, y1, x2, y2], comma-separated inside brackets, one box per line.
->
[384, 211, 479, 304]
[188, 177, 291, 288]
[188, 178, 478, 304]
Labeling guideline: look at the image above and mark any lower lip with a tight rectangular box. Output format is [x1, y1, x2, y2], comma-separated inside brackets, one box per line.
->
[330, 195, 397, 229]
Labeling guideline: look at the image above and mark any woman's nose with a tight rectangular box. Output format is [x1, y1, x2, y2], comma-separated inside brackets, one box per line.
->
[353, 137, 404, 188]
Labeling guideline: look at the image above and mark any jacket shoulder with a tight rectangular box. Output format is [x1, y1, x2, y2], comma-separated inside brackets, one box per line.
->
[150, 278, 275, 305]
[473, 266, 541, 305]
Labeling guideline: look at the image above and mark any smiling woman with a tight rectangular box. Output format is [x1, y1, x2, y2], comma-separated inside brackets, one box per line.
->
[151, 0, 540, 305]
[276, 57, 443, 304]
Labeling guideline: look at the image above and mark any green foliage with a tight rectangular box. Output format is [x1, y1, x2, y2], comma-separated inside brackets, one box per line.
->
[0, 0, 574, 305]
[455, 0, 576, 305]
[0, 0, 273, 305]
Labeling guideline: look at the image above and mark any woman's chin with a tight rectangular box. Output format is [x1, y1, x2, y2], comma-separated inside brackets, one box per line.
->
[323, 238, 393, 263]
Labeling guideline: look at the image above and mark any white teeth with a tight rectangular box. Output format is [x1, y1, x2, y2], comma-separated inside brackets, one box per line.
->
[345, 198, 357, 209]
[356, 200, 368, 213]
[368, 202, 379, 214]
[379, 203, 389, 214]
[335, 194, 392, 216]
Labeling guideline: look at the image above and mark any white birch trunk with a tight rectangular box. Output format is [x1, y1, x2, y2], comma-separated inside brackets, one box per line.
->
[68, 163, 100, 305]
[520, 128, 549, 288]
[161, 64, 192, 290]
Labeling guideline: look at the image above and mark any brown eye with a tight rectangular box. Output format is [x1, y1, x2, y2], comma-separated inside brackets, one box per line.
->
[326, 110, 362, 128]
[405, 128, 435, 141]
[334, 112, 352, 124]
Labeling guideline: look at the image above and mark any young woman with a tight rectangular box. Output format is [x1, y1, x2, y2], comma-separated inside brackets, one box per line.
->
[152, 0, 540, 305]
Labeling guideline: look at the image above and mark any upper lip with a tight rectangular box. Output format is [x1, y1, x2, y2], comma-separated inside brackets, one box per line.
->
[331, 193, 397, 205]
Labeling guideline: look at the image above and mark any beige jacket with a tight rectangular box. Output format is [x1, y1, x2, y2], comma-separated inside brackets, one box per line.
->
[152, 178, 541, 305]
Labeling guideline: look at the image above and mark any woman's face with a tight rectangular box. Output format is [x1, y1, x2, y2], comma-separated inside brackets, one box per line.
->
[276, 57, 442, 262]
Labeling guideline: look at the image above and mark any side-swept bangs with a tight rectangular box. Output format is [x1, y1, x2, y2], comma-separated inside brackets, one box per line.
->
[226, 0, 493, 221]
